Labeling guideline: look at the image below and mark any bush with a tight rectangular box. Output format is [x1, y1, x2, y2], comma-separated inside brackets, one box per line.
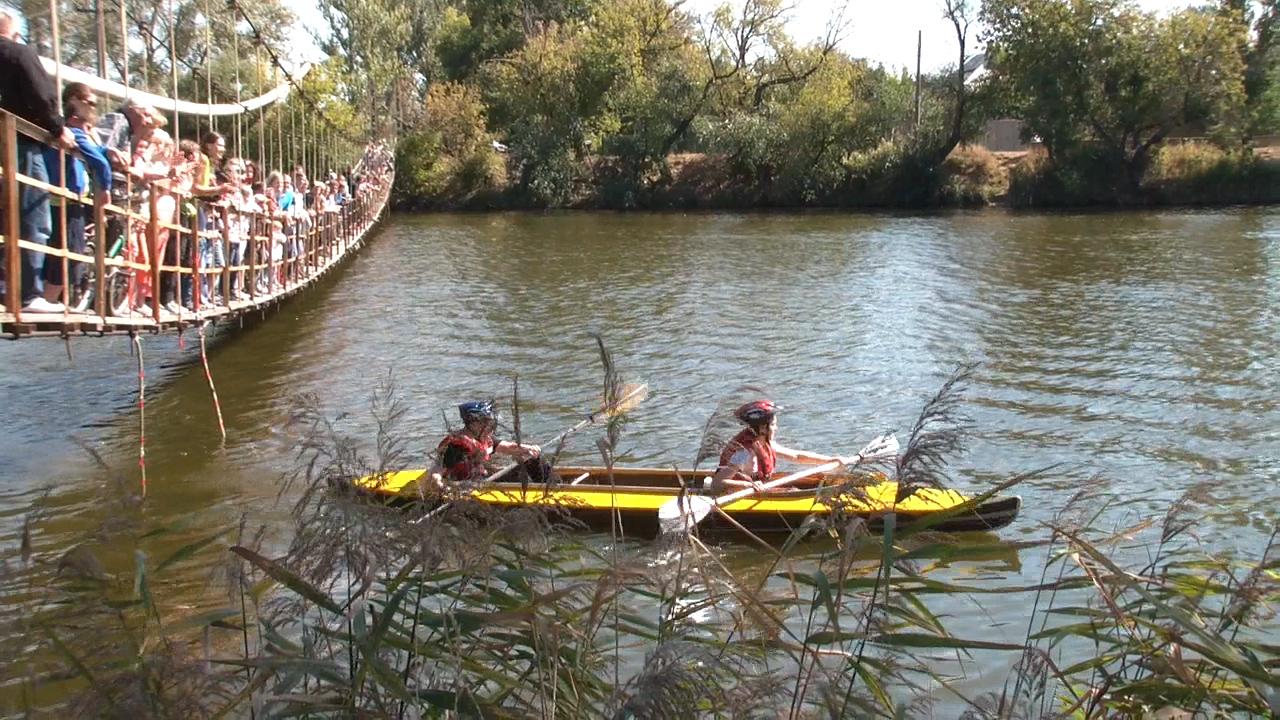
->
[393, 83, 507, 209]
[1006, 145, 1125, 207]
[1145, 142, 1280, 204]
[841, 137, 949, 207]
[939, 144, 1008, 206]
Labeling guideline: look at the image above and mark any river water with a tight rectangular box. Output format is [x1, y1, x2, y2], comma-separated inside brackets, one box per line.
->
[1, 209, 1278, 706]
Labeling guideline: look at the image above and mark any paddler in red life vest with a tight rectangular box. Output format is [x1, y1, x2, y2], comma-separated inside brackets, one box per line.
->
[711, 400, 846, 493]
[427, 401, 542, 488]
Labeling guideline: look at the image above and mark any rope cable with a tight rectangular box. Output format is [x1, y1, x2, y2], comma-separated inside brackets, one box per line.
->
[227, 0, 364, 145]
[234, 27, 242, 156]
[169, 0, 179, 139]
[133, 332, 147, 498]
[198, 323, 227, 444]
[205, 0, 213, 130]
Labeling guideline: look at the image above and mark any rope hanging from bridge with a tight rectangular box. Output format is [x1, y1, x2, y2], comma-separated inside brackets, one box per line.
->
[198, 323, 227, 445]
[132, 332, 147, 497]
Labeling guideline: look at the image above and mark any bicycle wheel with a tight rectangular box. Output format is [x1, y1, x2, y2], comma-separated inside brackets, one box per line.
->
[106, 268, 130, 317]
[71, 240, 96, 313]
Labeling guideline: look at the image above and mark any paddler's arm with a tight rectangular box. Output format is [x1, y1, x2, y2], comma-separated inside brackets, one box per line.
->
[423, 460, 446, 492]
[773, 443, 844, 465]
[711, 447, 765, 493]
[494, 440, 541, 460]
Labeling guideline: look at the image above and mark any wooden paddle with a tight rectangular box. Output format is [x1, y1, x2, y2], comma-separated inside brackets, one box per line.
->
[657, 433, 899, 533]
[485, 383, 649, 484]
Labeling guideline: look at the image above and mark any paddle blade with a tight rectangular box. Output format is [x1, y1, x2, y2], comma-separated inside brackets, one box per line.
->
[607, 383, 648, 417]
[856, 434, 899, 463]
[658, 494, 714, 534]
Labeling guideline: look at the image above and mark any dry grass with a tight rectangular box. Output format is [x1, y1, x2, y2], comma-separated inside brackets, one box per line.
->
[940, 145, 1010, 205]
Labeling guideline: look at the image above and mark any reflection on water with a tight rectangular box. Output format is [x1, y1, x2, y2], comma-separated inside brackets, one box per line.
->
[0, 208, 1278, 706]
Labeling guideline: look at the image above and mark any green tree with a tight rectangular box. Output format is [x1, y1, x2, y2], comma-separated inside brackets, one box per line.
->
[317, 0, 437, 124]
[983, 0, 1248, 191]
[432, 0, 597, 81]
[584, 0, 704, 189]
[705, 53, 879, 203]
[480, 23, 592, 204]
[395, 81, 504, 206]
[660, 0, 848, 157]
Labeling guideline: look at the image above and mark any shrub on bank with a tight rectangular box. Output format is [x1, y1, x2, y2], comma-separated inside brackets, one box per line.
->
[841, 137, 948, 207]
[393, 83, 506, 209]
[1145, 142, 1280, 205]
[1006, 146, 1130, 207]
[1007, 141, 1280, 207]
[939, 144, 1008, 206]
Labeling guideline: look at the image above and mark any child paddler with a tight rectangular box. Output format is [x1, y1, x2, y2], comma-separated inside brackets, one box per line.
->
[711, 400, 847, 493]
[427, 401, 543, 489]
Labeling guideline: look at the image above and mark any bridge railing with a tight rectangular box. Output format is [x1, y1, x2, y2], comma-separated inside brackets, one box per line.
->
[1, 109, 392, 337]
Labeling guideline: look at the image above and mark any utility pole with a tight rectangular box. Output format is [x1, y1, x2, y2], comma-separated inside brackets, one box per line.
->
[914, 30, 922, 129]
[95, 0, 107, 77]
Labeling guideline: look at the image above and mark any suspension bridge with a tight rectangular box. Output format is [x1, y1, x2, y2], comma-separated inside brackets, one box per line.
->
[0, 0, 393, 340]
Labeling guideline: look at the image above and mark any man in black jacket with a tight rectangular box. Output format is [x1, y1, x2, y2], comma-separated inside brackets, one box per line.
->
[0, 11, 75, 312]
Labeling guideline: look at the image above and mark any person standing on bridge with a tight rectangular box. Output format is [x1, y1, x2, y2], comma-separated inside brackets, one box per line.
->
[40, 82, 112, 311]
[427, 401, 543, 489]
[0, 10, 76, 313]
[192, 131, 234, 306]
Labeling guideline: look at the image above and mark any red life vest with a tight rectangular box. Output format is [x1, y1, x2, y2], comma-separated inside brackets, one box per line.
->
[437, 431, 496, 481]
[718, 428, 776, 482]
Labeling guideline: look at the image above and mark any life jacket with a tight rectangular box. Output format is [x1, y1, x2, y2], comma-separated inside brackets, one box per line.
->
[718, 428, 776, 482]
[437, 430, 496, 482]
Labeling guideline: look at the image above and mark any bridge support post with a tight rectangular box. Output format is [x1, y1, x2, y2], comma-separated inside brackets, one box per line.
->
[220, 204, 232, 306]
[3, 114, 21, 318]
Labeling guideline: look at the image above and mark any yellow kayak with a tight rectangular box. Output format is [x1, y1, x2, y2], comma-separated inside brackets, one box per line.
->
[349, 466, 1020, 537]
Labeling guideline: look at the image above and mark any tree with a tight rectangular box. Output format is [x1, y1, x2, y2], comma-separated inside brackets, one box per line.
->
[705, 52, 878, 203]
[583, 0, 704, 185]
[982, 0, 1248, 191]
[480, 23, 592, 204]
[1230, 0, 1280, 133]
[395, 82, 504, 206]
[659, 0, 848, 157]
[317, 0, 438, 119]
[22, 0, 293, 98]
[431, 0, 598, 81]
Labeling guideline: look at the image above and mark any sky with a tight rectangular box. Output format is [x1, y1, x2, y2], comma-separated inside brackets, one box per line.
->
[282, 0, 1203, 73]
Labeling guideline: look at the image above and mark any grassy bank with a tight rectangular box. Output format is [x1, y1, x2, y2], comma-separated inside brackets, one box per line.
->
[393, 142, 1280, 211]
[3, 369, 1278, 718]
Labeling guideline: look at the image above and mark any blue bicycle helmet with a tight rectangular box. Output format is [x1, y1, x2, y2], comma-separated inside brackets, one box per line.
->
[458, 400, 496, 424]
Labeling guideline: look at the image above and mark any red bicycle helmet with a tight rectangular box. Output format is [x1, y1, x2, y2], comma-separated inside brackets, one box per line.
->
[734, 400, 779, 425]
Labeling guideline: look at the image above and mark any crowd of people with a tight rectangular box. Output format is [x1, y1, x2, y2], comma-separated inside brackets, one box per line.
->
[0, 8, 392, 317]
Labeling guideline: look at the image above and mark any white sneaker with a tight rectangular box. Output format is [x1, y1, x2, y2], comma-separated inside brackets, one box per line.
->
[23, 297, 65, 313]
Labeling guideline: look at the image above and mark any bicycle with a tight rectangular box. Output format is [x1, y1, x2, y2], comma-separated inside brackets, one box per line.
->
[70, 217, 130, 316]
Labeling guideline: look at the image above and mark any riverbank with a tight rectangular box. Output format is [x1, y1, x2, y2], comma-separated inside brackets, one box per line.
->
[392, 143, 1280, 212]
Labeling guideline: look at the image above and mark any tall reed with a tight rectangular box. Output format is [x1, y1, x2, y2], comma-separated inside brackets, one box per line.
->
[4, 367, 1277, 719]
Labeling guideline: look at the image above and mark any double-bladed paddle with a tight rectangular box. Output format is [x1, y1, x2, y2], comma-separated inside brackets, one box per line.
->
[657, 433, 899, 533]
[485, 383, 649, 484]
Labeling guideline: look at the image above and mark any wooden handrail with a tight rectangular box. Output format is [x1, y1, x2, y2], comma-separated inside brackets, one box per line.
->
[1, 104, 393, 336]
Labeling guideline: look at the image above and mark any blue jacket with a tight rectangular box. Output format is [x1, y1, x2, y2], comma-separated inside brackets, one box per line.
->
[43, 126, 112, 198]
